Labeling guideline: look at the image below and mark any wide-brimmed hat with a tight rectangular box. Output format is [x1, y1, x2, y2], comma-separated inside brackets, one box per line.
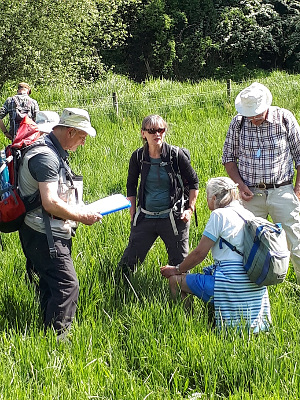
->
[54, 108, 96, 137]
[18, 82, 31, 95]
[36, 111, 60, 134]
[235, 82, 272, 117]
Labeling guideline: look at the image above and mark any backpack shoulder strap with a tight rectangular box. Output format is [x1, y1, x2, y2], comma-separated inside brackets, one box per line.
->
[219, 236, 244, 256]
[136, 147, 146, 171]
[170, 145, 191, 175]
[170, 145, 179, 172]
[240, 116, 245, 131]
[170, 145, 184, 185]
[12, 95, 20, 108]
[45, 135, 73, 174]
[219, 208, 246, 256]
[12, 95, 32, 112]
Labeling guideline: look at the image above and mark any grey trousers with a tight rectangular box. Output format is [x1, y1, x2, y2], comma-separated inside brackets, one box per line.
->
[119, 216, 190, 271]
[19, 224, 79, 337]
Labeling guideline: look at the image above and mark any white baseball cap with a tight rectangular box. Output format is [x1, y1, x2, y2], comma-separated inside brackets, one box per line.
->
[36, 111, 60, 134]
[54, 108, 96, 137]
[235, 82, 272, 117]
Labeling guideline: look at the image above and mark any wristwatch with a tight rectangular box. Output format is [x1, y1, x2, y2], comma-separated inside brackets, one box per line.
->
[175, 264, 181, 273]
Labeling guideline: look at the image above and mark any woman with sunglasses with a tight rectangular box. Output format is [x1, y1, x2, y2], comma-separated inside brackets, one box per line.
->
[118, 114, 199, 278]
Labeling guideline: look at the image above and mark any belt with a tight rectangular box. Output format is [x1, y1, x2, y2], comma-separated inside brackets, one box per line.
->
[249, 180, 292, 190]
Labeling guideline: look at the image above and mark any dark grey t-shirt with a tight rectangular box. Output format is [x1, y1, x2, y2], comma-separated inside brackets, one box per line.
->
[19, 144, 73, 239]
[28, 151, 60, 182]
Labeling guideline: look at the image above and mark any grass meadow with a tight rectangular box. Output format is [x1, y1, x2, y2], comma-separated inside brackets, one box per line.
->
[0, 71, 300, 399]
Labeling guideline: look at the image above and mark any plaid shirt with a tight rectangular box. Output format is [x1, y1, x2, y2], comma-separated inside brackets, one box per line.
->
[0, 94, 39, 136]
[222, 106, 300, 186]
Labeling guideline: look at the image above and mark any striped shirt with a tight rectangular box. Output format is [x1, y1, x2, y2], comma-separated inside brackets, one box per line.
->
[222, 106, 300, 186]
[214, 261, 271, 331]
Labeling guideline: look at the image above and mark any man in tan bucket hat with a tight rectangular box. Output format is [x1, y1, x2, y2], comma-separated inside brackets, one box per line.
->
[18, 108, 101, 340]
[222, 82, 300, 284]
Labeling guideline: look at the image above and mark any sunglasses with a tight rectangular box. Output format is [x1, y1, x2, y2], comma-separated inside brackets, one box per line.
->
[144, 127, 165, 134]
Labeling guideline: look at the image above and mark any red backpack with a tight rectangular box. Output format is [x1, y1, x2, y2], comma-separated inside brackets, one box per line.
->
[0, 116, 41, 232]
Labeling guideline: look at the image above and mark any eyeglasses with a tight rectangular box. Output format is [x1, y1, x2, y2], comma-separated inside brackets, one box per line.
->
[71, 128, 87, 140]
[143, 127, 165, 134]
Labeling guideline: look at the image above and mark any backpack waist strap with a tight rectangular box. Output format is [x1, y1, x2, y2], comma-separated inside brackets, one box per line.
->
[132, 206, 179, 235]
[140, 207, 172, 216]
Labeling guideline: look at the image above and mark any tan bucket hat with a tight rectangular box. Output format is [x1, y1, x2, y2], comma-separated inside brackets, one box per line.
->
[54, 108, 96, 137]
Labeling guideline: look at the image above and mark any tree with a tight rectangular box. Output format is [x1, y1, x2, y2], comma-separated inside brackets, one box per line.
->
[214, 1, 281, 69]
[0, 0, 101, 87]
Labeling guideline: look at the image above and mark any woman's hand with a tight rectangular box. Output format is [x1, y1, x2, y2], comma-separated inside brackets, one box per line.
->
[181, 208, 193, 223]
[160, 265, 178, 278]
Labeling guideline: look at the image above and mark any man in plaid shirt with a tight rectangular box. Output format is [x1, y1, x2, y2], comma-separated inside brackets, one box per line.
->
[0, 82, 39, 140]
[222, 82, 300, 283]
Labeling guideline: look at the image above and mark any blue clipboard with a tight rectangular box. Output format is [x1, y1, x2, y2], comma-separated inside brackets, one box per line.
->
[87, 194, 131, 216]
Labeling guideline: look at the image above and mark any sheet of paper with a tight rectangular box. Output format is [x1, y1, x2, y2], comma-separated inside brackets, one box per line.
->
[86, 194, 131, 215]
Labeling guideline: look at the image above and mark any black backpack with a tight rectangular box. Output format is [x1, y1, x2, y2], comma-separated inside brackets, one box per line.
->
[170, 145, 193, 212]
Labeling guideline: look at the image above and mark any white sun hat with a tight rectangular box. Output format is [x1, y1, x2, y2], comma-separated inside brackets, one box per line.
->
[36, 111, 60, 134]
[235, 82, 272, 117]
[54, 108, 96, 137]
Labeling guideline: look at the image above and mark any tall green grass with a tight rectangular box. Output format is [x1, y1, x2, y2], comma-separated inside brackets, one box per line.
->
[0, 71, 300, 399]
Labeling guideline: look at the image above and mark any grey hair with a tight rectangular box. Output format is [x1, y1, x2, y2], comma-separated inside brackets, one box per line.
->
[141, 114, 168, 131]
[141, 115, 168, 144]
[206, 177, 240, 208]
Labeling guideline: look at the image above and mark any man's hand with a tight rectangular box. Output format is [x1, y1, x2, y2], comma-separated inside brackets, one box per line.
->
[4, 131, 12, 140]
[40, 181, 103, 224]
[294, 187, 300, 202]
[224, 162, 253, 201]
[239, 183, 254, 201]
[78, 210, 102, 225]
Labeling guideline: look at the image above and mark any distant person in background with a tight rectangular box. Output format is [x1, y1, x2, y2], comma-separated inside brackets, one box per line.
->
[36, 111, 60, 135]
[118, 114, 199, 278]
[222, 82, 300, 284]
[0, 82, 39, 140]
[161, 177, 271, 332]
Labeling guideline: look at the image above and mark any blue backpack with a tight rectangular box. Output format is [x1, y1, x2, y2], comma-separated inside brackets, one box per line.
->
[220, 213, 290, 287]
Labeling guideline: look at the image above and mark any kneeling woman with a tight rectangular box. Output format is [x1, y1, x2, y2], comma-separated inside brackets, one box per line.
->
[160, 177, 271, 331]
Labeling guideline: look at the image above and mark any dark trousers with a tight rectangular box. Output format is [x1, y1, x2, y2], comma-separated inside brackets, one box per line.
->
[119, 216, 190, 271]
[19, 224, 79, 337]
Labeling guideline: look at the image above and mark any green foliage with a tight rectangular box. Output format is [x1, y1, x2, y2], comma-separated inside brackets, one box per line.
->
[0, 0, 300, 83]
[0, 0, 102, 87]
[215, 1, 283, 70]
[111, 0, 300, 80]
[124, 0, 178, 80]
